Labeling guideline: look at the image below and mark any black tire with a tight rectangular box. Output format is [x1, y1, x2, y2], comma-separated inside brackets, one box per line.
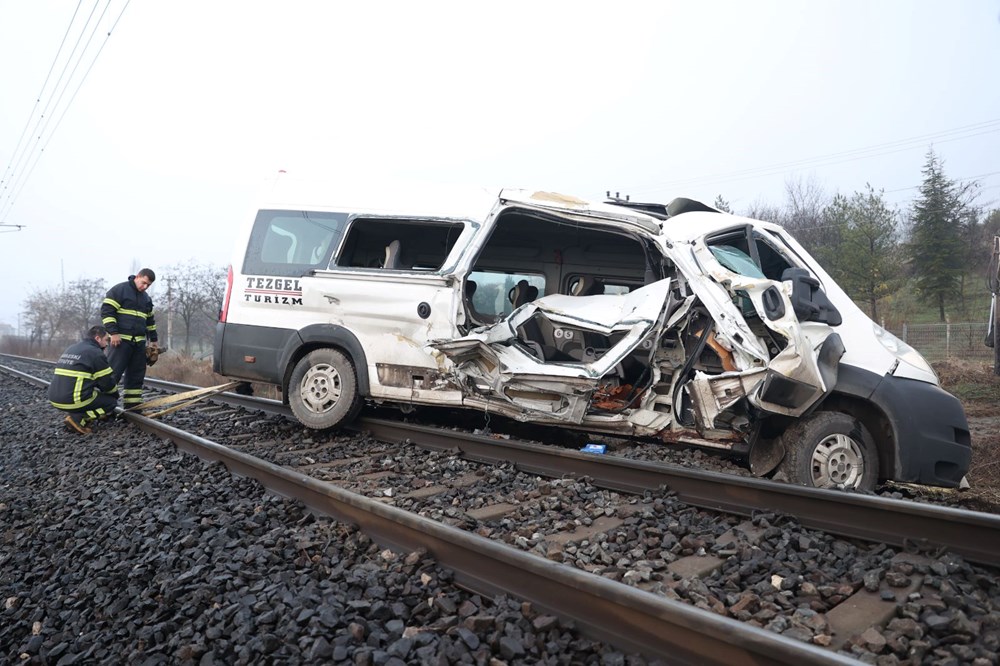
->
[288, 348, 361, 430]
[775, 411, 878, 491]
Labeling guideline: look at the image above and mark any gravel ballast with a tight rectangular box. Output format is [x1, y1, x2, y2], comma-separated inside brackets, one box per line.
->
[0, 376, 644, 665]
[4, 365, 1000, 665]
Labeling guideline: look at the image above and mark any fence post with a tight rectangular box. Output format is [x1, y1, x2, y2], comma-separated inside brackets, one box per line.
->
[946, 318, 951, 358]
[993, 236, 1000, 375]
[995, 294, 1000, 375]
[902, 323, 907, 343]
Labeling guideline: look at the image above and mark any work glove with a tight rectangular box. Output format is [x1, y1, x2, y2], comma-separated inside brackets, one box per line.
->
[146, 345, 167, 366]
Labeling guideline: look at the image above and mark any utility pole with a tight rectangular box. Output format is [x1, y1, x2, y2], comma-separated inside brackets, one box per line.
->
[165, 276, 174, 351]
[991, 237, 1000, 376]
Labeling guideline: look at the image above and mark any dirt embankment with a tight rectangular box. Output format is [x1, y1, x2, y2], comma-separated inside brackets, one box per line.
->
[935, 359, 1000, 513]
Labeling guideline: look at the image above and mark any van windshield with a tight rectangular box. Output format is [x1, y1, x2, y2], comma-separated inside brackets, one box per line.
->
[710, 245, 765, 279]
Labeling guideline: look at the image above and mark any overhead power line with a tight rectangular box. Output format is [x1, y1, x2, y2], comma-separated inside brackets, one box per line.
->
[0, 0, 84, 196]
[0, 0, 109, 222]
[624, 118, 1000, 197]
[0, 0, 131, 226]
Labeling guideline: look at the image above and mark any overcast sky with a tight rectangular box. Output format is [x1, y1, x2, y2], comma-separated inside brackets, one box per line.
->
[1, 1, 998, 330]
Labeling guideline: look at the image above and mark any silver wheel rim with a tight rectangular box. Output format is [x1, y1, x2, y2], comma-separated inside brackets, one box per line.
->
[810, 433, 865, 489]
[299, 363, 342, 415]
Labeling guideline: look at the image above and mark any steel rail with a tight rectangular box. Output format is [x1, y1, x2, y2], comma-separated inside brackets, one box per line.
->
[6, 356, 999, 569]
[359, 418, 1000, 569]
[1, 362, 858, 665]
[140, 376, 1000, 569]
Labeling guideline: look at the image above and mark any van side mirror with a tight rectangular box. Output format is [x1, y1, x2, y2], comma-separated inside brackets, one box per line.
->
[781, 268, 842, 326]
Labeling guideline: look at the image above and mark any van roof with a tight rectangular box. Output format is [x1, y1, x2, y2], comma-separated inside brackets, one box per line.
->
[658, 210, 788, 242]
[257, 173, 780, 242]
[260, 175, 504, 221]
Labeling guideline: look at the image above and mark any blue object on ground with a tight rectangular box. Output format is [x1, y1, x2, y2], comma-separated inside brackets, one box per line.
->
[581, 443, 607, 454]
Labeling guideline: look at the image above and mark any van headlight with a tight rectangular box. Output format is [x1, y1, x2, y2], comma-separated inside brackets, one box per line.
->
[873, 323, 938, 382]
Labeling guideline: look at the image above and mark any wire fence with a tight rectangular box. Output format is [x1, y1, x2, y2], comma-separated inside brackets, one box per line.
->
[888, 322, 992, 362]
[4, 324, 994, 364]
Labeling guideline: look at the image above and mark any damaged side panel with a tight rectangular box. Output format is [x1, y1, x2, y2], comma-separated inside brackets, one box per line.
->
[430, 280, 673, 423]
[431, 226, 842, 443]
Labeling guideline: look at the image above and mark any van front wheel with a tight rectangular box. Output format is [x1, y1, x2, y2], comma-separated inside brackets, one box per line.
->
[776, 411, 878, 491]
[288, 349, 361, 429]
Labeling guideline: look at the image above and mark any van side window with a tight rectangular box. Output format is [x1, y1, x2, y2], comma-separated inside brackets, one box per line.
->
[566, 275, 637, 296]
[336, 218, 465, 271]
[468, 271, 545, 319]
[244, 210, 348, 277]
[752, 232, 794, 281]
[468, 209, 652, 321]
[706, 227, 794, 280]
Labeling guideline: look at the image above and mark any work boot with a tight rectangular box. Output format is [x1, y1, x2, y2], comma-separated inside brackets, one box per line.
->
[64, 414, 92, 435]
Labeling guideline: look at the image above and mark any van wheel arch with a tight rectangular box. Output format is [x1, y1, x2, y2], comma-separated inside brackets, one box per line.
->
[774, 409, 880, 491]
[278, 325, 370, 400]
[820, 393, 895, 483]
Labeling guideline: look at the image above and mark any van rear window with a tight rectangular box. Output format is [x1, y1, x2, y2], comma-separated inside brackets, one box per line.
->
[244, 210, 348, 277]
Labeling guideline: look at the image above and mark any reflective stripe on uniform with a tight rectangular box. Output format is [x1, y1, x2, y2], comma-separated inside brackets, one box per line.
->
[103, 297, 155, 339]
[54, 368, 99, 405]
[82, 407, 109, 425]
[50, 390, 98, 410]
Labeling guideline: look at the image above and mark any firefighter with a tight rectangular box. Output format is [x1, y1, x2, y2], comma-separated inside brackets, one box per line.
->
[49, 325, 119, 434]
[102, 268, 158, 409]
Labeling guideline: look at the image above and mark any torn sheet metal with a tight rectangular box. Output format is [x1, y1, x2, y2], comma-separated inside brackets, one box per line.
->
[430, 280, 673, 421]
[688, 369, 767, 430]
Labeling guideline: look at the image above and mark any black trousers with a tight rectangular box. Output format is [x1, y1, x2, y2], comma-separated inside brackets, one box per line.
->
[60, 392, 119, 426]
[108, 340, 148, 408]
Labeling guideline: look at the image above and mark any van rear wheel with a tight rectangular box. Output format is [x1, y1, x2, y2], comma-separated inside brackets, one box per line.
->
[776, 411, 878, 491]
[288, 349, 361, 430]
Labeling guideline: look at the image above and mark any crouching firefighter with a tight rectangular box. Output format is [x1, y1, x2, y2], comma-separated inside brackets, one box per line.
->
[49, 325, 119, 434]
[102, 268, 158, 409]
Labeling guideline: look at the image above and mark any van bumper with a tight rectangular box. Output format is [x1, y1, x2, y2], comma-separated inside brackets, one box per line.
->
[874, 374, 972, 488]
[213, 322, 226, 375]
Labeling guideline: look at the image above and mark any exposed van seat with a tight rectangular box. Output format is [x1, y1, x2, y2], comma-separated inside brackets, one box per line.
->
[383, 240, 402, 269]
[509, 280, 532, 309]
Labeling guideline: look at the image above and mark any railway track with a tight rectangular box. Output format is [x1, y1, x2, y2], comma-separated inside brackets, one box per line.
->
[4, 353, 999, 664]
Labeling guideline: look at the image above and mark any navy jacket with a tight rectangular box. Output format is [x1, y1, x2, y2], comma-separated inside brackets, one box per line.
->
[101, 276, 158, 343]
[48, 338, 117, 409]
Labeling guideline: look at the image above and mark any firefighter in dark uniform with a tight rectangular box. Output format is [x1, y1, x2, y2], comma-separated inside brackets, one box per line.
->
[101, 268, 158, 409]
[49, 325, 119, 434]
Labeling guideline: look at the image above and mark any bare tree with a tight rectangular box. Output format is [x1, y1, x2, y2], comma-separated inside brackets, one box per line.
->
[64, 277, 107, 335]
[23, 287, 70, 345]
[743, 197, 786, 225]
[163, 261, 227, 353]
[781, 176, 838, 258]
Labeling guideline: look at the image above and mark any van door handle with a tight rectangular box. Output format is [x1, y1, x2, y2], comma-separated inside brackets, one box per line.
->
[762, 286, 785, 321]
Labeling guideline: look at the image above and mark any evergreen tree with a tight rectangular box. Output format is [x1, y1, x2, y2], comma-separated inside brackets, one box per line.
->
[826, 185, 901, 320]
[909, 149, 966, 322]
